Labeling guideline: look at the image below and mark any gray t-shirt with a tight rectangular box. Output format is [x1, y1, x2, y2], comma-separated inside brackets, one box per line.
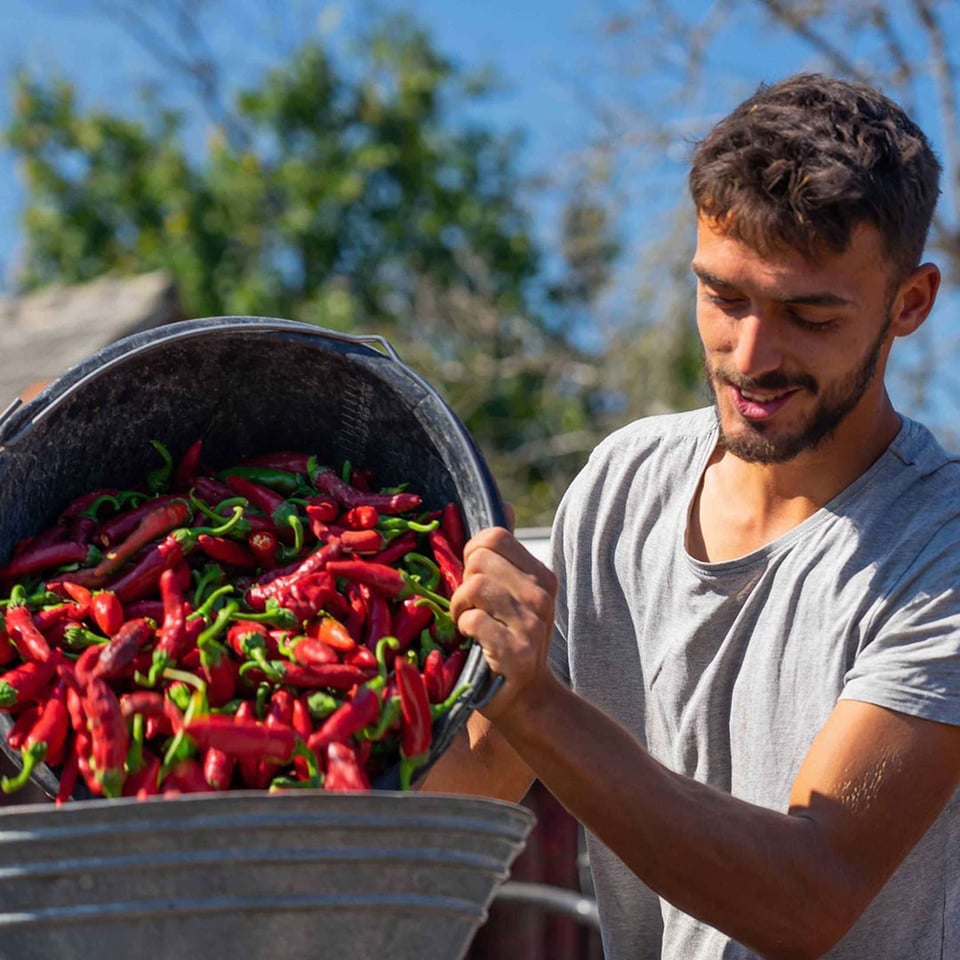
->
[550, 407, 960, 960]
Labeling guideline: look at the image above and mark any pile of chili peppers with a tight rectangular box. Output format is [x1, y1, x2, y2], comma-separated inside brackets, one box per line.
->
[0, 440, 472, 802]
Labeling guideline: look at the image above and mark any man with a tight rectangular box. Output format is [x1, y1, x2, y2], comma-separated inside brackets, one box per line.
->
[424, 74, 960, 959]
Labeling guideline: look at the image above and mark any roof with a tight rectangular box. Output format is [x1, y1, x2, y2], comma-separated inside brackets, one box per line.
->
[0, 271, 183, 406]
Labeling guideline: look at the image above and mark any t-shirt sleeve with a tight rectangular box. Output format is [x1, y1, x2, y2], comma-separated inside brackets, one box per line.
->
[841, 522, 960, 726]
[547, 485, 573, 687]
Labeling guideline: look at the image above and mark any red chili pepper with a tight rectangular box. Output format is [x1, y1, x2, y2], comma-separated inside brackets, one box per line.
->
[74, 728, 102, 796]
[258, 688, 296, 784]
[196, 534, 258, 569]
[440, 502, 466, 556]
[0, 628, 17, 667]
[32, 601, 88, 634]
[72, 645, 103, 691]
[283, 572, 338, 623]
[428, 529, 464, 597]
[344, 645, 377, 670]
[56, 741, 80, 805]
[290, 696, 314, 779]
[93, 498, 191, 579]
[440, 646, 468, 701]
[82, 676, 128, 798]
[339, 529, 384, 554]
[172, 439, 204, 492]
[308, 516, 384, 555]
[119, 690, 183, 733]
[153, 567, 188, 661]
[324, 741, 371, 791]
[97, 494, 180, 547]
[5, 703, 42, 750]
[392, 597, 434, 652]
[58, 487, 120, 521]
[185, 714, 296, 763]
[363, 589, 394, 650]
[232, 700, 268, 788]
[0, 541, 100, 581]
[326, 560, 406, 598]
[224, 475, 301, 540]
[67, 514, 99, 546]
[342, 583, 368, 644]
[245, 538, 342, 611]
[4, 605, 54, 663]
[202, 745, 235, 791]
[200, 641, 239, 708]
[60, 581, 92, 606]
[342, 505, 379, 530]
[162, 758, 215, 795]
[312, 469, 422, 515]
[395, 657, 432, 788]
[283, 634, 339, 668]
[423, 648, 445, 704]
[305, 499, 338, 523]
[122, 599, 165, 622]
[309, 615, 356, 652]
[245, 451, 312, 473]
[247, 530, 280, 568]
[246, 661, 374, 690]
[91, 590, 124, 636]
[369, 531, 418, 567]
[107, 534, 185, 603]
[93, 618, 154, 680]
[307, 685, 380, 754]
[2, 681, 70, 794]
[192, 476, 237, 506]
[123, 751, 162, 799]
[63, 681, 86, 732]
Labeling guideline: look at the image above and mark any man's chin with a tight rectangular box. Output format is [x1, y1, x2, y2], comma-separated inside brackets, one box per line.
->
[716, 415, 804, 465]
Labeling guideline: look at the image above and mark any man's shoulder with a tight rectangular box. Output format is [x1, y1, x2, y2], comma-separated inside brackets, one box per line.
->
[591, 406, 716, 463]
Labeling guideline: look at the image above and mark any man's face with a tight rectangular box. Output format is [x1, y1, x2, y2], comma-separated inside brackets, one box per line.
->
[692, 217, 900, 465]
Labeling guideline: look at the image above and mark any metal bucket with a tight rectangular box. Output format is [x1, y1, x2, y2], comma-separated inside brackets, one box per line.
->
[0, 316, 507, 798]
[0, 791, 536, 960]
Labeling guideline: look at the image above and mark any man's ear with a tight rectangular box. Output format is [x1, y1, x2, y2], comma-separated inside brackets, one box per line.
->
[891, 262, 940, 338]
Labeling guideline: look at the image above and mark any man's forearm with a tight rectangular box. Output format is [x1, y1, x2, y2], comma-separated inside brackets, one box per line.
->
[493, 675, 858, 960]
[420, 711, 536, 803]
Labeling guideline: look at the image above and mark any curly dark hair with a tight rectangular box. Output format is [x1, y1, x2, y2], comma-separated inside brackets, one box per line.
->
[688, 73, 941, 276]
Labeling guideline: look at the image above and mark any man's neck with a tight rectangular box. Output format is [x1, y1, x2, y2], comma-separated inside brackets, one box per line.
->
[687, 403, 901, 563]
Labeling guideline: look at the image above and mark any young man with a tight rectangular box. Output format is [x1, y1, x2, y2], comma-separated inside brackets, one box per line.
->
[424, 74, 960, 959]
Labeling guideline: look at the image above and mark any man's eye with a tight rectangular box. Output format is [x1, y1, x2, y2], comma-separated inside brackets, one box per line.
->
[705, 292, 743, 309]
[788, 311, 837, 332]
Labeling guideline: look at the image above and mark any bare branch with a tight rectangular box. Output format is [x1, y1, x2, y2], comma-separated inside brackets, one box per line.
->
[752, 0, 868, 79]
[911, 0, 960, 218]
[92, 0, 250, 150]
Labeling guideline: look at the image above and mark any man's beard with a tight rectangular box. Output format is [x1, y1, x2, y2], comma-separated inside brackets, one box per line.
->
[705, 312, 892, 465]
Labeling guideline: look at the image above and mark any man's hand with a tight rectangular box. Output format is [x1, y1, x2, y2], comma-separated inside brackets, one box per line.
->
[449, 526, 558, 721]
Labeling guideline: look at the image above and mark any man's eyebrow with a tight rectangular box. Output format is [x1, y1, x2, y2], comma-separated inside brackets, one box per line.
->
[690, 263, 856, 307]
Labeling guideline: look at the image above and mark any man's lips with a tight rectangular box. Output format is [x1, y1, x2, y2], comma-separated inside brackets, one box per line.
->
[728, 383, 798, 420]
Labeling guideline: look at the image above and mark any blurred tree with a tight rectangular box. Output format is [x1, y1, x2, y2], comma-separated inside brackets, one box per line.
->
[5, 6, 639, 525]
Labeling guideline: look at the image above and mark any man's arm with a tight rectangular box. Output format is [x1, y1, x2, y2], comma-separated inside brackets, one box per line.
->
[453, 527, 960, 960]
[420, 711, 536, 803]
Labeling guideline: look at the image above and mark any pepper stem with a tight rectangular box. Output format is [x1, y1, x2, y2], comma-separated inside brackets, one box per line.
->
[0, 742, 47, 794]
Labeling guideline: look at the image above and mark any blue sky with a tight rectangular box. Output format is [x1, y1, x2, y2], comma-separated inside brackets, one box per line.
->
[0, 0, 955, 435]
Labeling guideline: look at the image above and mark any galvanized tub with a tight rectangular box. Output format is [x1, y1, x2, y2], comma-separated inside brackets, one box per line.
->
[0, 791, 536, 960]
[0, 316, 507, 798]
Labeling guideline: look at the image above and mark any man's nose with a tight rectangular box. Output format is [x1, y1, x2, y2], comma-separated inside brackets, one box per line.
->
[731, 312, 783, 378]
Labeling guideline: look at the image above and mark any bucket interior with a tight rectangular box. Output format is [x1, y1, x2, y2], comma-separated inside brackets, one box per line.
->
[0, 317, 506, 796]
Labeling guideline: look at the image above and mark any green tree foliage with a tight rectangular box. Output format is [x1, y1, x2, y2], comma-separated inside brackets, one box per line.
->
[5, 13, 635, 525]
